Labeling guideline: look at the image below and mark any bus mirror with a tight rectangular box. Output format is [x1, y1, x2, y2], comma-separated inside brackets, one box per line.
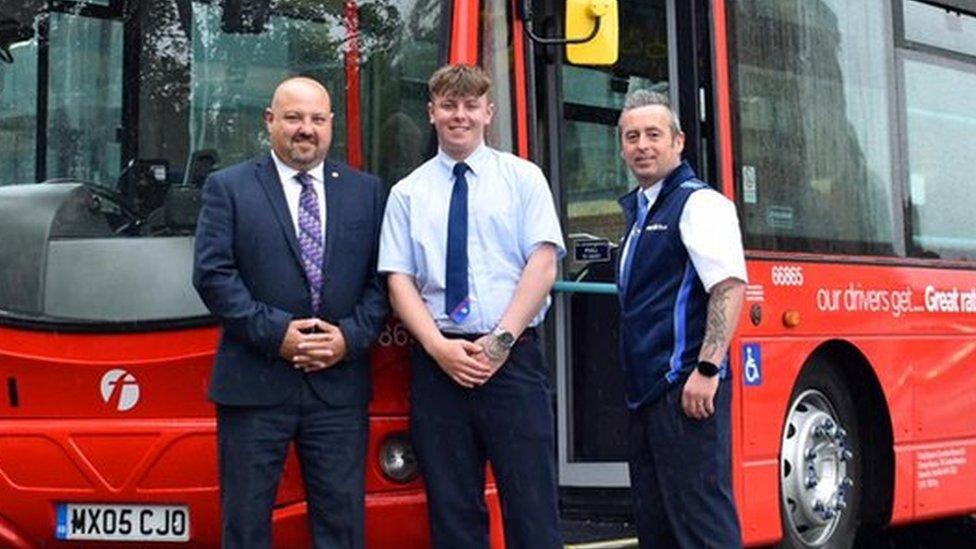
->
[519, 0, 617, 65]
[0, 19, 36, 64]
[566, 0, 618, 65]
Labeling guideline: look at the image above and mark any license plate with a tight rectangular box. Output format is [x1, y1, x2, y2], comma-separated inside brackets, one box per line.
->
[55, 503, 190, 542]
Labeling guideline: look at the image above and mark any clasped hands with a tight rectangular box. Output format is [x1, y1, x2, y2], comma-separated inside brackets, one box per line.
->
[279, 318, 348, 373]
[429, 334, 510, 388]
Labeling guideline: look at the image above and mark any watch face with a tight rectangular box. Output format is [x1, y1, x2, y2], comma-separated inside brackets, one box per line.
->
[496, 331, 515, 349]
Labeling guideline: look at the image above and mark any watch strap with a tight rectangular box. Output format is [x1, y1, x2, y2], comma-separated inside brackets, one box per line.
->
[696, 360, 720, 377]
[491, 326, 516, 350]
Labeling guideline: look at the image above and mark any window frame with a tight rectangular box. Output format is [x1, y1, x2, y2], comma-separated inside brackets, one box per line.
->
[895, 0, 976, 64]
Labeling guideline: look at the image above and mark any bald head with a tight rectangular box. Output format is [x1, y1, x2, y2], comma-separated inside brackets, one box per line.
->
[270, 77, 330, 111]
[265, 76, 334, 170]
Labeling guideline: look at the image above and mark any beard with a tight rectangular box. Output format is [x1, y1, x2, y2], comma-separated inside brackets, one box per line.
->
[286, 138, 324, 166]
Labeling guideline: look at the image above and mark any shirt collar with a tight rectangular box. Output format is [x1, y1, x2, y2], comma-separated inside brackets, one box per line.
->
[270, 149, 325, 185]
[640, 179, 663, 205]
[435, 142, 490, 178]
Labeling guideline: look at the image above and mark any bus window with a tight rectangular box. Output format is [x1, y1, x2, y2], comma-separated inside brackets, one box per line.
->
[729, 0, 897, 256]
[900, 6, 976, 260]
[360, 0, 446, 185]
[0, 0, 445, 326]
[0, 21, 38, 185]
[47, 12, 124, 185]
[190, 1, 349, 170]
[481, 0, 516, 154]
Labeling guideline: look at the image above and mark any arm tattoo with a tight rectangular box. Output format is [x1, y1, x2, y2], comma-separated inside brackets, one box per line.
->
[700, 283, 733, 360]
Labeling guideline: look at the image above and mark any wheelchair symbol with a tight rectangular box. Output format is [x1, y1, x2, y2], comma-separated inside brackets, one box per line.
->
[743, 344, 762, 386]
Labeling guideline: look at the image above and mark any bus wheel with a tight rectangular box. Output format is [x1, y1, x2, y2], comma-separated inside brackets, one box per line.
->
[779, 365, 861, 549]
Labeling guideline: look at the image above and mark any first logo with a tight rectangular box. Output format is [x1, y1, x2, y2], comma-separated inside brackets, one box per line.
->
[100, 369, 140, 411]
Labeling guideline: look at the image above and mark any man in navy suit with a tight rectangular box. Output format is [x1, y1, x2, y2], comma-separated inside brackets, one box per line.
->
[193, 76, 388, 549]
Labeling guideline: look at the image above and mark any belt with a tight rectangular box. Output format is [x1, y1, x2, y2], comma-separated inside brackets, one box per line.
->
[440, 327, 538, 343]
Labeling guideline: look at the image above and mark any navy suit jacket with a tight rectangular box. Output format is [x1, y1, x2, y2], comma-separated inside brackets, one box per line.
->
[193, 153, 389, 407]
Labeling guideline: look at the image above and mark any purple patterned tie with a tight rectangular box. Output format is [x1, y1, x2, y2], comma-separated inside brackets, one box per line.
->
[296, 172, 324, 312]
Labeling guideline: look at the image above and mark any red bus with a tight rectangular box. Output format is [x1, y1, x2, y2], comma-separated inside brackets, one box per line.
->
[725, 1, 976, 545]
[2, 0, 976, 548]
[0, 0, 510, 546]
[546, 1, 976, 548]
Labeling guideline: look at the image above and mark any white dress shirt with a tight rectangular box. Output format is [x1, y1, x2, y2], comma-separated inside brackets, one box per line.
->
[270, 150, 326, 240]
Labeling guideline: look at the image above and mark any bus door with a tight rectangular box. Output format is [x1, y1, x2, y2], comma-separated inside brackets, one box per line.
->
[529, 0, 717, 490]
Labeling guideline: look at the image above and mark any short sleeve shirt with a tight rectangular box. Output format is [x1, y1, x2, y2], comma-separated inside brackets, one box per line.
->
[630, 182, 748, 291]
[378, 144, 566, 333]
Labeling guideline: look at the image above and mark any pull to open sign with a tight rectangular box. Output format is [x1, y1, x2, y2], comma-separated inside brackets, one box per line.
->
[574, 239, 611, 262]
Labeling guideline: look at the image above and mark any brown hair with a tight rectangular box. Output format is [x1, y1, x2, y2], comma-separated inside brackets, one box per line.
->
[427, 64, 492, 99]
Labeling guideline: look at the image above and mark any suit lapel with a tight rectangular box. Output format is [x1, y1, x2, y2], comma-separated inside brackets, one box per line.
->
[322, 159, 343, 275]
[255, 154, 305, 271]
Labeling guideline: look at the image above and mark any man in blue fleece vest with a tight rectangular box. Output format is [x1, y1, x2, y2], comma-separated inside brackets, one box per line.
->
[617, 89, 747, 548]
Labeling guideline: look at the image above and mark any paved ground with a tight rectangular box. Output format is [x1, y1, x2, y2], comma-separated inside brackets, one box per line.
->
[561, 515, 976, 548]
[850, 516, 976, 549]
[561, 518, 636, 547]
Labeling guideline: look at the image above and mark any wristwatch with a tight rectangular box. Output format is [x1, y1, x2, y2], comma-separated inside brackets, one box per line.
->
[696, 360, 720, 377]
[491, 326, 517, 351]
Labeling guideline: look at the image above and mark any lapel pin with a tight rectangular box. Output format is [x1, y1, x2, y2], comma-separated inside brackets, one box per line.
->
[331, 171, 339, 178]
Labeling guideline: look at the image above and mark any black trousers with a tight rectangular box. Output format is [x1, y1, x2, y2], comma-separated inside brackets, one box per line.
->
[628, 379, 742, 549]
[216, 379, 368, 549]
[409, 332, 563, 549]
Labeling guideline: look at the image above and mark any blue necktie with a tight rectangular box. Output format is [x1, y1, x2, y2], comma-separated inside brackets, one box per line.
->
[620, 191, 650, 292]
[445, 162, 470, 323]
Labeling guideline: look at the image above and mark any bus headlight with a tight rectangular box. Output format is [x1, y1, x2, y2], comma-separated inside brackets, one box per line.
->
[378, 433, 418, 483]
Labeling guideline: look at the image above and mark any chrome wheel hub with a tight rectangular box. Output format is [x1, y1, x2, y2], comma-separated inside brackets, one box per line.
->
[780, 389, 853, 546]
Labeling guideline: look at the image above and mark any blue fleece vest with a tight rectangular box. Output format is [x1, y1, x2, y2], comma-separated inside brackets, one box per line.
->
[617, 162, 727, 410]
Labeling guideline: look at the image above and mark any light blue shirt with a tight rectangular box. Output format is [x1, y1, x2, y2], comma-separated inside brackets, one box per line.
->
[379, 144, 566, 334]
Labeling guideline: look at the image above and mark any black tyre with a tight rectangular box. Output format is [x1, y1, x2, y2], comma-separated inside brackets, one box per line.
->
[778, 361, 863, 549]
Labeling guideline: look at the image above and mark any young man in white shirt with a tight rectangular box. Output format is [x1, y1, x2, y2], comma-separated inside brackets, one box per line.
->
[378, 64, 565, 549]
